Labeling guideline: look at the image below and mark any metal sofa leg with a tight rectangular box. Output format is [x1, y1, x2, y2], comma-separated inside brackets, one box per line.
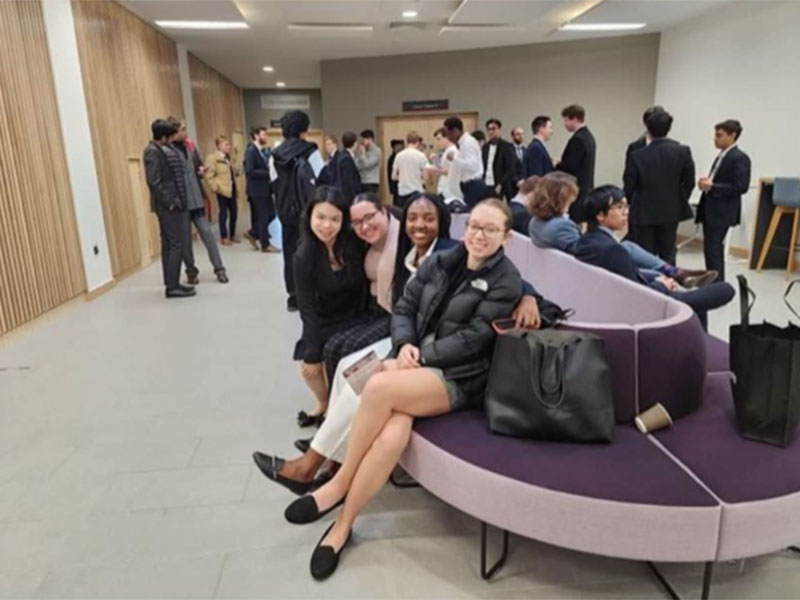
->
[480, 521, 510, 580]
[647, 561, 714, 600]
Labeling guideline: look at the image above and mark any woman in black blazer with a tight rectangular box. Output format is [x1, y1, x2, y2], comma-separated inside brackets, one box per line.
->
[286, 199, 523, 580]
[293, 186, 368, 427]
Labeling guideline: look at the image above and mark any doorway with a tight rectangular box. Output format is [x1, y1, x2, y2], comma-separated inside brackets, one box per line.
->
[377, 112, 479, 204]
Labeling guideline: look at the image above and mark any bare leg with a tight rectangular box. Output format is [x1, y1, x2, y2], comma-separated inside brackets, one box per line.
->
[278, 450, 326, 481]
[322, 413, 413, 550]
[311, 368, 449, 512]
[300, 364, 329, 416]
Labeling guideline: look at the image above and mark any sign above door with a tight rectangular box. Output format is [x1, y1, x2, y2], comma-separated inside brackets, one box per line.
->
[402, 99, 449, 112]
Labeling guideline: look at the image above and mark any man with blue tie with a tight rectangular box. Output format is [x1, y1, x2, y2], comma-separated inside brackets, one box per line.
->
[522, 116, 554, 178]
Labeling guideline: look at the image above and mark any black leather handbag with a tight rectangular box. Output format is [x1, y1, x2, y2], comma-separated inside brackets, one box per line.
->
[485, 329, 615, 443]
[730, 275, 800, 447]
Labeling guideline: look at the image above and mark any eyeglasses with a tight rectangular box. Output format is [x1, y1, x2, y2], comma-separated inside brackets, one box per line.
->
[465, 221, 505, 237]
[351, 210, 380, 230]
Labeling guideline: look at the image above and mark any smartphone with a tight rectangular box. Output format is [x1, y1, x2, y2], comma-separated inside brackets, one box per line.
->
[492, 318, 519, 334]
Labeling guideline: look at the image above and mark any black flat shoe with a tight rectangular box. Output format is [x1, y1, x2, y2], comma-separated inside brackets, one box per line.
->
[285, 493, 345, 525]
[310, 470, 334, 492]
[310, 522, 352, 581]
[297, 411, 325, 428]
[294, 437, 312, 453]
[252, 452, 313, 496]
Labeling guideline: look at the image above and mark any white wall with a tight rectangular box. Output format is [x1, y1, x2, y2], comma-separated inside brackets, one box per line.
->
[41, 0, 113, 291]
[655, 1, 800, 249]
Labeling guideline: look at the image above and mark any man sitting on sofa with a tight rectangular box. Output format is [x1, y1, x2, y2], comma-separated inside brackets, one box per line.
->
[575, 185, 734, 330]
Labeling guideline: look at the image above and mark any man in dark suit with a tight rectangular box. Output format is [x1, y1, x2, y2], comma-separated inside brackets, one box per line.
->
[522, 115, 554, 178]
[482, 118, 518, 200]
[244, 125, 279, 253]
[623, 110, 695, 265]
[336, 131, 361, 202]
[696, 120, 751, 281]
[386, 139, 404, 205]
[558, 104, 596, 222]
[575, 186, 734, 330]
[143, 119, 195, 298]
[623, 106, 663, 243]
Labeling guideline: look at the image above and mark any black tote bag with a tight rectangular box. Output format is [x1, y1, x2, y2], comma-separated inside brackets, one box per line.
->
[730, 275, 800, 447]
[485, 329, 615, 443]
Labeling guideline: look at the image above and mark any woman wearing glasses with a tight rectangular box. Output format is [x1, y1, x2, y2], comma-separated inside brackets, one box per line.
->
[287, 199, 523, 580]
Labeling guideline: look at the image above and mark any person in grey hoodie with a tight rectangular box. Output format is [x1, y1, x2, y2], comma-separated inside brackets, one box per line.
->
[355, 129, 381, 194]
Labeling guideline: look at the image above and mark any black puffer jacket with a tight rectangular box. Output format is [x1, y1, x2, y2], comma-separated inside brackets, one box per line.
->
[391, 243, 522, 403]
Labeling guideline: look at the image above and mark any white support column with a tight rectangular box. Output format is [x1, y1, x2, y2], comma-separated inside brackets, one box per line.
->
[41, 0, 113, 291]
[176, 44, 198, 141]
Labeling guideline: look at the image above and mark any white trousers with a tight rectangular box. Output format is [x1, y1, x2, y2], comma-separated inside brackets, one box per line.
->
[310, 337, 393, 463]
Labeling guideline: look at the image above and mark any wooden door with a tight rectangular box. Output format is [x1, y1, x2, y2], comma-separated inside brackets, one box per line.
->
[231, 130, 247, 213]
[377, 112, 478, 205]
[127, 157, 159, 265]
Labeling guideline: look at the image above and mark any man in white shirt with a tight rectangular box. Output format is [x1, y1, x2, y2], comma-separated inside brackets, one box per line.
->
[443, 116, 486, 207]
[392, 131, 429, 207]
[432, 127, 463, 201]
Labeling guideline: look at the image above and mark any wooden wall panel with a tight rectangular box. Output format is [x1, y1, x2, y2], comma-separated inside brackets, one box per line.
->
[72, 0, 184, 276]
[0, 0, 86, 336]
[188, 53, 245, 215]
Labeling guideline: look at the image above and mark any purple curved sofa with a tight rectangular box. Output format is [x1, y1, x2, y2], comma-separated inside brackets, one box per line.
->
[398, 218, 800, 598]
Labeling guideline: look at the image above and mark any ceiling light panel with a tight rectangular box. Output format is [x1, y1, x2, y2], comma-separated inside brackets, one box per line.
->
[154, 20, 249, 29]
[559, 22, 646, 31]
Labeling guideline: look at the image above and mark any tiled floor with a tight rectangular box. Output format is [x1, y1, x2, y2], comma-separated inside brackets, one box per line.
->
[0, 237, 798, 599]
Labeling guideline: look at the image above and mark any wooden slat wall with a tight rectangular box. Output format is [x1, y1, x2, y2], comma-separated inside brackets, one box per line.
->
[0, 0, 86, 337]
[188, 53, 245, 213]
[72, 0, 184, 277]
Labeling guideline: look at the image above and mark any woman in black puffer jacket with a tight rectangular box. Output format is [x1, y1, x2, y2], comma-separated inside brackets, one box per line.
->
[285, 199, 523, 580]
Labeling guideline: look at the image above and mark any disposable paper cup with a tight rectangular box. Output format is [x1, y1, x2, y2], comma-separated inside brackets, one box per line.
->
[635, 402, 674, 434]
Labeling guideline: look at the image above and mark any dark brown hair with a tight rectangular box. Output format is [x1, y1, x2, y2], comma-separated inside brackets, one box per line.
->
[561, 104, 586, 122]
[528, 172, 579, 220]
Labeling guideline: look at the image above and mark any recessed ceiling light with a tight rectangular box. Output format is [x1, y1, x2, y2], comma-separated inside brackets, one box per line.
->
[402, 10, 418, 19]
[155, 20, 249, 30]
[559, 23, 646, 32]
[276, 81, 286, 88]
[439, 24, 522, 34]
[262, 66, 274, 73]
[287, 24, 374, 33]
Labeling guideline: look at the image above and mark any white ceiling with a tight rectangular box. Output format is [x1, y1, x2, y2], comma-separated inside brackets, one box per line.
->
[119, 0, 727, 89]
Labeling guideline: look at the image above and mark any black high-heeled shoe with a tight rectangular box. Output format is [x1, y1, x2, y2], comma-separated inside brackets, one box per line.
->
[297, 411, 325, 428]
[252, 452, 313, 496]
[310, 522, 352, 581]
[285, 493, 345, 524]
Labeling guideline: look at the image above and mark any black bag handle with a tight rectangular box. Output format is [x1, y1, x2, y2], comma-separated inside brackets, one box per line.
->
[785, 279, 800, 322]
[529, 342, 567, 409]
[737, 275, 756, 327]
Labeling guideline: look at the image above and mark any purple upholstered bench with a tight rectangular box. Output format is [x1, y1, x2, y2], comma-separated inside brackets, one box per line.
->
[396, 218, 800, 599]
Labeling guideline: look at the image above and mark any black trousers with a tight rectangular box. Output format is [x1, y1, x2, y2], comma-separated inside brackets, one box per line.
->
[702, 224, 728, 282]
[251, 195, 275, 247]
[217, 195, 237, 240]
[156, 205, 188, 291]
[635, 224, 678, 265]
[281, 222, 301, 305]
[461, 179, 491, 207]
[670, 281, 735, 331]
